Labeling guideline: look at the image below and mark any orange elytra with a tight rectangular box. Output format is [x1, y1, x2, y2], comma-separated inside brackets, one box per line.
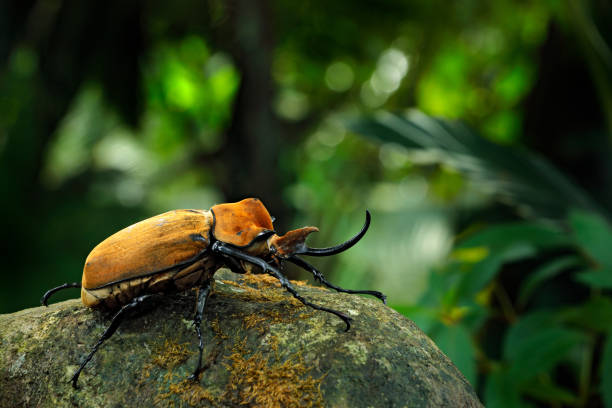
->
[41, 197, 385, 388]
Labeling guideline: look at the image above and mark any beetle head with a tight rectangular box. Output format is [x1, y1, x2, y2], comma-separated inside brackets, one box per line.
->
[268, 227, 319, 258]
[268, 210, 371, 259]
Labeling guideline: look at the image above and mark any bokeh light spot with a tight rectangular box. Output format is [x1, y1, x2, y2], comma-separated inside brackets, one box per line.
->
[325, 61, 354, 92]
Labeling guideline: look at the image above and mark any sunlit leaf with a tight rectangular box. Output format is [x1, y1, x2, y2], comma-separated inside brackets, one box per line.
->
[451, 246, 489, 263]
[456, 244, 535, 300]
[570, 210, 612, 267]
[518, 255, 582, 306]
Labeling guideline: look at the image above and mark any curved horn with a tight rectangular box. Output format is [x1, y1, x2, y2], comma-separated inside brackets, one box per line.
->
[297, 210, 370, 257]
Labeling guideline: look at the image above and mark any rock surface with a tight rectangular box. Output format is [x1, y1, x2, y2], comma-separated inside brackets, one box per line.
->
[0, 270, 482, 407]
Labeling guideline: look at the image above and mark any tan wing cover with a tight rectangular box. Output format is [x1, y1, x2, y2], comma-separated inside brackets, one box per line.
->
[210, 198, 274, 247]
[82, 209, 212, 290]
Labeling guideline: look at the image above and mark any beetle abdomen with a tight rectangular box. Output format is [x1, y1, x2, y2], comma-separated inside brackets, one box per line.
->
[81, 209, 214, 309]
[81, 257, 219, 309]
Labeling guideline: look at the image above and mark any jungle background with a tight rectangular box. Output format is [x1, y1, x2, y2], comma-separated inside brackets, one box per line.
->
[1, 0, 612, 406]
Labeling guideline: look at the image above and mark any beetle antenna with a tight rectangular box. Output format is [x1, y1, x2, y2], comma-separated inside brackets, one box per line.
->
[212, 241, 352, 331]
[40, 282, 81, 306]
[288, 256, 387, 304]
[296, 211, 370, 257]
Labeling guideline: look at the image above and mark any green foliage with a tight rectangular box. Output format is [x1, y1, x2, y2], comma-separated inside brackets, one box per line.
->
[354, 111, 612, 406]
[1, 2, 611, 407]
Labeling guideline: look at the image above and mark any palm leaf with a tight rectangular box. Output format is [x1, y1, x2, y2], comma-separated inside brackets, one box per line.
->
[349, 110, 602, 220]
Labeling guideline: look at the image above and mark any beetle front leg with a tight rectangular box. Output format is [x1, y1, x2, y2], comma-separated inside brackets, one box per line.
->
[189, 279, 212, 381]
[288, 256, 387, 304]
[211, 242, 352, 331]
[71, 294, 154, 389]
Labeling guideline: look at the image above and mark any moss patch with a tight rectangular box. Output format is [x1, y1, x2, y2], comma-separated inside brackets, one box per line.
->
[152, 340, 193, 369]
[223, 338, 324, 408]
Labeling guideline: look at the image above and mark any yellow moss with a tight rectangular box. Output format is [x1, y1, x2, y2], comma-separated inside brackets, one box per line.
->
[240, 272, 312, 288]
[221, 278, 301, 306]
[152, 340, 193, 369]
[218, 274, 322, 335]
[210, 318, 228, 340]
[241, 273, 282, 288]
[241, 313, 269, 334]
[155, 379, 216, 407]
[222, 337, 324, 408]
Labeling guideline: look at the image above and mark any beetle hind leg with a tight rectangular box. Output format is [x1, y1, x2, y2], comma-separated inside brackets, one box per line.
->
[189, 279, 212, 381]
[40, 282, 81, 306]
[70, 294, 154, 389]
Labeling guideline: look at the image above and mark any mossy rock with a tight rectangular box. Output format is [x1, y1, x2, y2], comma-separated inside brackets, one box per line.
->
[0, 270, 482, 407]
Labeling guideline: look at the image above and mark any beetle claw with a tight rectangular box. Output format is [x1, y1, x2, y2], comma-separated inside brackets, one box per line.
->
[340, 314, 353, 332]
[188, 372, 201, 382]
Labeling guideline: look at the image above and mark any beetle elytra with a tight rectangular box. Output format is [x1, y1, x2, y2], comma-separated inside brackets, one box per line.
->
[41, 198, 386, 388]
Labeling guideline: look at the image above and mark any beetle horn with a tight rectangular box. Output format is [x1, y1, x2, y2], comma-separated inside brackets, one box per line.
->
[296, 210, 370, 257]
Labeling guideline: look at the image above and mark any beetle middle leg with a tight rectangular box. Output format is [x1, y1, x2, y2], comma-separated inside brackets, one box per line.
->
[211, 242, 352, 331]
[189, 279, 212, 381]
[71, 294, 154, 388]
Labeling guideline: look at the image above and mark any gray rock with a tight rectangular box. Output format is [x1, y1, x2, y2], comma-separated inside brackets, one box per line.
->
[0, 270, 482, 407]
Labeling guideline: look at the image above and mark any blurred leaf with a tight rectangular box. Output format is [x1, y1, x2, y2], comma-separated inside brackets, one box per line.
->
[392, 304, 438, 333]
[570, 210, 612, 267]
[575, 269, 612, 289]
[456, 244, 535, 300]
[603, 331, 612, 408]
[430, 323, 476, 386]
[457, 222, 568, 251]
[561, 296, 612, 332]
[485, 371, 528, 408]
[503, 310, 557, 356]
[504, 312, 587, 381]
[518, 255, 582, 306]
[521, 380, 578, 405]
[349, 110, 601, 220]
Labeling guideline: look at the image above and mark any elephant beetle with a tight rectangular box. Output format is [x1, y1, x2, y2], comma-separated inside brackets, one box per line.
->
[41, 198, 386, 388]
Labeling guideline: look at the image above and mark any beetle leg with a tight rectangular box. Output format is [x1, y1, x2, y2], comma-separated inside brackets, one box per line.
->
[288, 256, 387, 304]
[40, 282, 81, 306]
[70, 294, 154, 389]
[189, 279, 212, 381]
[224, 255, 247, 274]
[211, 242, 352, 331]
